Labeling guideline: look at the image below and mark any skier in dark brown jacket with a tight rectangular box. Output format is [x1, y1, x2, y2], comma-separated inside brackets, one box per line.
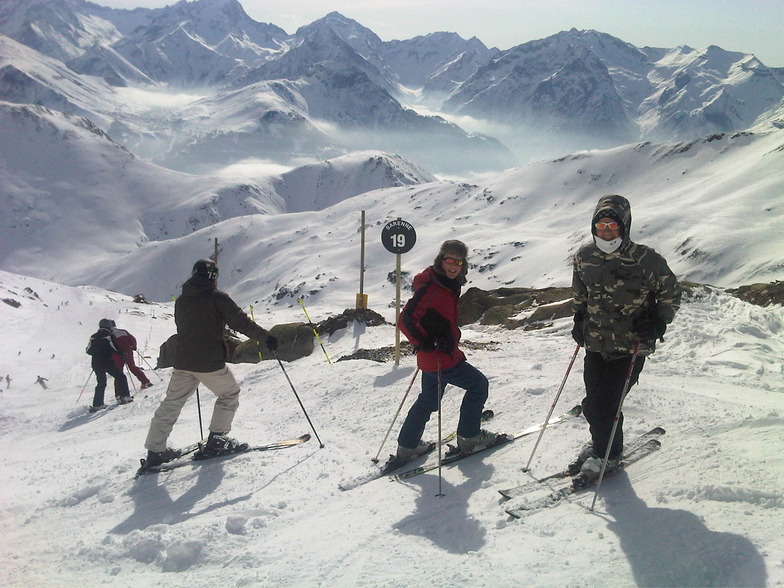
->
[141, 259, 278, 468]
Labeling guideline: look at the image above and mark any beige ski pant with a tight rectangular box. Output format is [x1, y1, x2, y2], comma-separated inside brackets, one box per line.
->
[145, 366, 240, 452]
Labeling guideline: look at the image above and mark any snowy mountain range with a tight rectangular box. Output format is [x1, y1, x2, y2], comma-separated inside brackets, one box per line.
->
[2, 0, 783, 174]
[1, 0, 783, 304]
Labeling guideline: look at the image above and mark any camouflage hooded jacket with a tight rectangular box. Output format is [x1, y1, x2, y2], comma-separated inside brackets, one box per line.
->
[572, 195, 681, 357]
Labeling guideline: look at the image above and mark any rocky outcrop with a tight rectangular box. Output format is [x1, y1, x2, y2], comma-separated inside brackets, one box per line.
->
[459, 286, 572, 329]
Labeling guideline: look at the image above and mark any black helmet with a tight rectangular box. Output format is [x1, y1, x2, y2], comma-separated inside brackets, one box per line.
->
[192, 258, 219, 281]
[99, 318, 115, 329]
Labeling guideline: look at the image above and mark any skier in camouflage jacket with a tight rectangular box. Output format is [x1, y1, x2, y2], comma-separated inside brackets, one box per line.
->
[571, 195, 681, 464]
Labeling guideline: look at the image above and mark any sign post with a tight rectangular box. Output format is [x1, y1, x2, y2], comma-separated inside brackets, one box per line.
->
[381, 218, 416, 365]
[356, 210, 368, 309]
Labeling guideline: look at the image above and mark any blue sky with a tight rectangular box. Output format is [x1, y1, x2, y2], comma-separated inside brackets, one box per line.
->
[97, 0, 784, 67]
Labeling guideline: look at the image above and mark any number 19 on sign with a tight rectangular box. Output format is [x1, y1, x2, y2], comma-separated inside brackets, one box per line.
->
[381, 219, 416, 254]
[381, 219, 416, 364]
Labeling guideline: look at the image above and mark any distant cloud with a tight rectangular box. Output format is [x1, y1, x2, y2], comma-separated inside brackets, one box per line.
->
[113, 87, 208, 109]
[215, 158, 306, 178]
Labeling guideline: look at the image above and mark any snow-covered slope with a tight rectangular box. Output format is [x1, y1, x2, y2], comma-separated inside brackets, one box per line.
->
[0, 265, 781, 587]
[0, 33, 121, 125]
[638, 45, 784, 140]
[271, 151, 437, 213]
[0, 0, 122, 63]
[0, 101, 438, 282]
[2, 94, 782, 300]
[0, 102, 286, 277]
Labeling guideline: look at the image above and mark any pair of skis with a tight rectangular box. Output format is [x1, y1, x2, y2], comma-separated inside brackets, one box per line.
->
[500, 427, 665, 518]
[338, 409, 496, 491]
[339, 405, 582, 490]
[391, 405, 583, 482]
[342, 405, 665, 520]
[136, 434, 311, 477]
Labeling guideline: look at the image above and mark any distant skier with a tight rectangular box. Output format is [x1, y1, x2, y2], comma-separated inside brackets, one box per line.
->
[141, 258, 278, 468]
[86, 322, 133, 412]
[34, 376, 48, 390]
[100, 319, 153, 390]
[569, 195, 681, 482]
[393, 240, 501, 468]
[5, 374, 10, 389]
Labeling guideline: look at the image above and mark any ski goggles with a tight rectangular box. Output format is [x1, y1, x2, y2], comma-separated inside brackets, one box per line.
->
[594, 221, 620, 230]
[443, 257, 465, 266]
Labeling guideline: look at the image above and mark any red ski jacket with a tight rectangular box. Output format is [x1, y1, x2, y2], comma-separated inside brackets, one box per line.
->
[111, 328, 137, 359]
[398, 266, 465, 372]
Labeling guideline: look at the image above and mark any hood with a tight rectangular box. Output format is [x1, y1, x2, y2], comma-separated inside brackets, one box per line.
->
[181, 274, 217, 297]
[414, 265, 461, 296]
[412, 266, 437, 291]
[592, 194, 632, 248]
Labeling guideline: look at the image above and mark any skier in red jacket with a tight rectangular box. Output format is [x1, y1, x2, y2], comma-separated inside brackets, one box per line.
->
[99, 319, 153, 390]
[395, 240, 500, 464]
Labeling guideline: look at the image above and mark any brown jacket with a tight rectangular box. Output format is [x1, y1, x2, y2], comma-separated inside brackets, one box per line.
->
[173, 274, 269, 372]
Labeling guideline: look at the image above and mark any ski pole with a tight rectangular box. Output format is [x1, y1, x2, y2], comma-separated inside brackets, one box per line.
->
[590, 341, 640, 512]
[274, 351, 325, 448]
[523, 343, 580, 472]
[195, 385, 204, 440]
[435, 358, 445, 497]
[372, 367, 420, 463]
[136, 349, 164, 380]
[126, 364, 138, 394]
[298, 298, 331, 364]
[76, 370, 94, 404]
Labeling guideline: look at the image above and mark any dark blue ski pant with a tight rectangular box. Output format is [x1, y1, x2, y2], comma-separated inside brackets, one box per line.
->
[397, 360, 489, 449]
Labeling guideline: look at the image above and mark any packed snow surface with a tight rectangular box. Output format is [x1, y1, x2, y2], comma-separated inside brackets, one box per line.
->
[0, 269, 782, 587]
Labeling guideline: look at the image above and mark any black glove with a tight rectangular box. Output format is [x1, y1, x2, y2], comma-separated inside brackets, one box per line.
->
[632, 314, 666, 342]
[265, 335, 278, 352]
[420, 308, 450, 338]
[571, 312, 586, 346]
[418, 336, 438, 353]
[418, 335, 454, 354]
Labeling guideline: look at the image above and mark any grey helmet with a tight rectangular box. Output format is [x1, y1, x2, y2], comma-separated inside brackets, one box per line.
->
[99, 318, 115, 329]
[192, 258, 219, 281]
